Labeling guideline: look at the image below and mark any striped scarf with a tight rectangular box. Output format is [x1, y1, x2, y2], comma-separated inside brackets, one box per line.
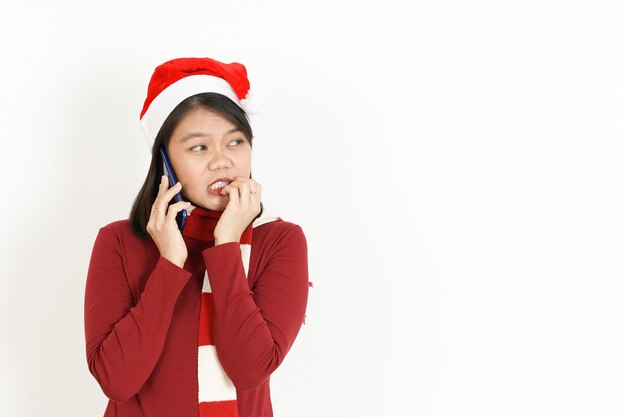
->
[182, 204, 280, 417]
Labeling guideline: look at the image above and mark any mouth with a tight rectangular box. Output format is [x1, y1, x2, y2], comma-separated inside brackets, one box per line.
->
[208, 178, 232, 195]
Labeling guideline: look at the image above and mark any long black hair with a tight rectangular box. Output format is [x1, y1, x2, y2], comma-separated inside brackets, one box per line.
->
[129, 92, 263, 240]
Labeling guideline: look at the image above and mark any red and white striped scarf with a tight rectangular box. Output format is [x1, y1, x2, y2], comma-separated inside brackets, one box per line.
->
[182, 204, 281, 417]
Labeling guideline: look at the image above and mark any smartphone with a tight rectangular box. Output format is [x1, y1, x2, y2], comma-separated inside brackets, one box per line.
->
[159, 146, 188, 231]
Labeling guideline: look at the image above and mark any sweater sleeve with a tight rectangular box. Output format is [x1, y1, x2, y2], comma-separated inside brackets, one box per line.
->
[84, 226, 192, 403]
[202, 224, 309, 391]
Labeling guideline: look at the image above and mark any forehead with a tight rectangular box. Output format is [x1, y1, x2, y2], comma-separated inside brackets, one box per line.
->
[170, 107, 245, 145]
[176, 108, 236, 132]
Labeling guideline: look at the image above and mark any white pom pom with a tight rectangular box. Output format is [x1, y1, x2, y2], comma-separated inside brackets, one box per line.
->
[240, 89, 264, 115]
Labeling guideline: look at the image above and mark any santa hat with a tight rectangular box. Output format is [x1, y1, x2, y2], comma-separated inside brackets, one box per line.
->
[139, 57, 261, 149]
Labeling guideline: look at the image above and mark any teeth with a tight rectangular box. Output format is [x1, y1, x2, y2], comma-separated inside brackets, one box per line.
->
[210, 181, 230, 190]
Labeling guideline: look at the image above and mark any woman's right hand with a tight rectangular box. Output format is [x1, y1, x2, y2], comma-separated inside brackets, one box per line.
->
[146, 175, 192, 268]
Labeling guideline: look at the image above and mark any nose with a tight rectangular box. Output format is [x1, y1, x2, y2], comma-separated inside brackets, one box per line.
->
[208, 147, 232, 170]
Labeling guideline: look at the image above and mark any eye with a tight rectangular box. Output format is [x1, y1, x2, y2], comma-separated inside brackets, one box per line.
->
[190, 139, 245, 152]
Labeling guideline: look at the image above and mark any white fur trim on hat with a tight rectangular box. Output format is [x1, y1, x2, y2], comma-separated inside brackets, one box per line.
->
[240, 89, 264, 116]
[140, 75, 244, 149]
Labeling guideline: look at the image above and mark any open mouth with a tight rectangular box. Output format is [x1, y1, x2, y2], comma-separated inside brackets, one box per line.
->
[208, 180, 231, 195]
[209, 180, 231, 190]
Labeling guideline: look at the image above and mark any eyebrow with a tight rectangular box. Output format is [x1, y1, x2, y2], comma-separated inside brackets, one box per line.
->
[179, 127, 243, 142]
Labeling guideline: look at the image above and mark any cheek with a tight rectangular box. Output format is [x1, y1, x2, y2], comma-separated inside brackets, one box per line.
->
[238, 150, 252, 165]
[176, 162, 203, 187]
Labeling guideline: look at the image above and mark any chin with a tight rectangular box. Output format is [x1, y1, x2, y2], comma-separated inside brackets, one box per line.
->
[199, 199, 227, 211]
[187, 191, 226, 211]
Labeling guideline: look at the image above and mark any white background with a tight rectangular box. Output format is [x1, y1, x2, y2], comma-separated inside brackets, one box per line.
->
[1, 0, 625, 416]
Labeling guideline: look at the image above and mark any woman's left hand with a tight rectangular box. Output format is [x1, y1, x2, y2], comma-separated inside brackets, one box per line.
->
[214, 177, 262, 244]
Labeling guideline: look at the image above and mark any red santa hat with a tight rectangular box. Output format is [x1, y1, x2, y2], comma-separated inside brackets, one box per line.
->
[139, 57, 260, 149]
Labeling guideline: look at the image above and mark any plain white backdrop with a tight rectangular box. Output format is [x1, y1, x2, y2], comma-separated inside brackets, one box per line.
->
[1, 0, 625, 416]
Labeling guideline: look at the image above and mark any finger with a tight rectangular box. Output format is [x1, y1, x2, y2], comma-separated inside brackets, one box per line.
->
[220, 182, 235, 196]
[154, 175, 167, 199]
[155, 181, 183, 223]
[221, 180, 259, 204]
[166, 200, 192, 224]
[243, 179, 258, 197]
[239, 181, 251, 206]
[247, 178, 256, 191]
[161, 181, 183, 206]
[149, 176, 168, 218]
[158, 175, 168, 193]
[249, 180, 259, 196]
[228, 177, 250, 188]
[220, 177, 252, 192]
[225, 186, 240, 207]
[219, 178, 256, 201]
[167, 181, 184, 199]
[251, 184, 261, 213]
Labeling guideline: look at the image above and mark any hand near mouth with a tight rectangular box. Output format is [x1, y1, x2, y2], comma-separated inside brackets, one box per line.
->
[213, 177, 262, 245]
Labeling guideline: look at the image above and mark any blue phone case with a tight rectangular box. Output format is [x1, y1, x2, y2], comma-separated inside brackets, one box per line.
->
[159, 146, 188, 231]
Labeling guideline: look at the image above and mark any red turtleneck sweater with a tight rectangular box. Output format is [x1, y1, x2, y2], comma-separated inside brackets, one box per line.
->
[84, 206, 309, 417]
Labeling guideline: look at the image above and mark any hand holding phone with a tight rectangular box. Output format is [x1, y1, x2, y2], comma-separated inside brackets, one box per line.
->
[146, 174, 192, 268]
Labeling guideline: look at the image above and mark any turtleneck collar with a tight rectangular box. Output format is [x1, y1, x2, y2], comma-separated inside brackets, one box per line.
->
[181, 204, 222, 241]
[181, 203, 253, 243]
[186, 204, 223, 220]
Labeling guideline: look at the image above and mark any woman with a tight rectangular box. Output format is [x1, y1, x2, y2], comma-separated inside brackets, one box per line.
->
[84, 57, 310, 417]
